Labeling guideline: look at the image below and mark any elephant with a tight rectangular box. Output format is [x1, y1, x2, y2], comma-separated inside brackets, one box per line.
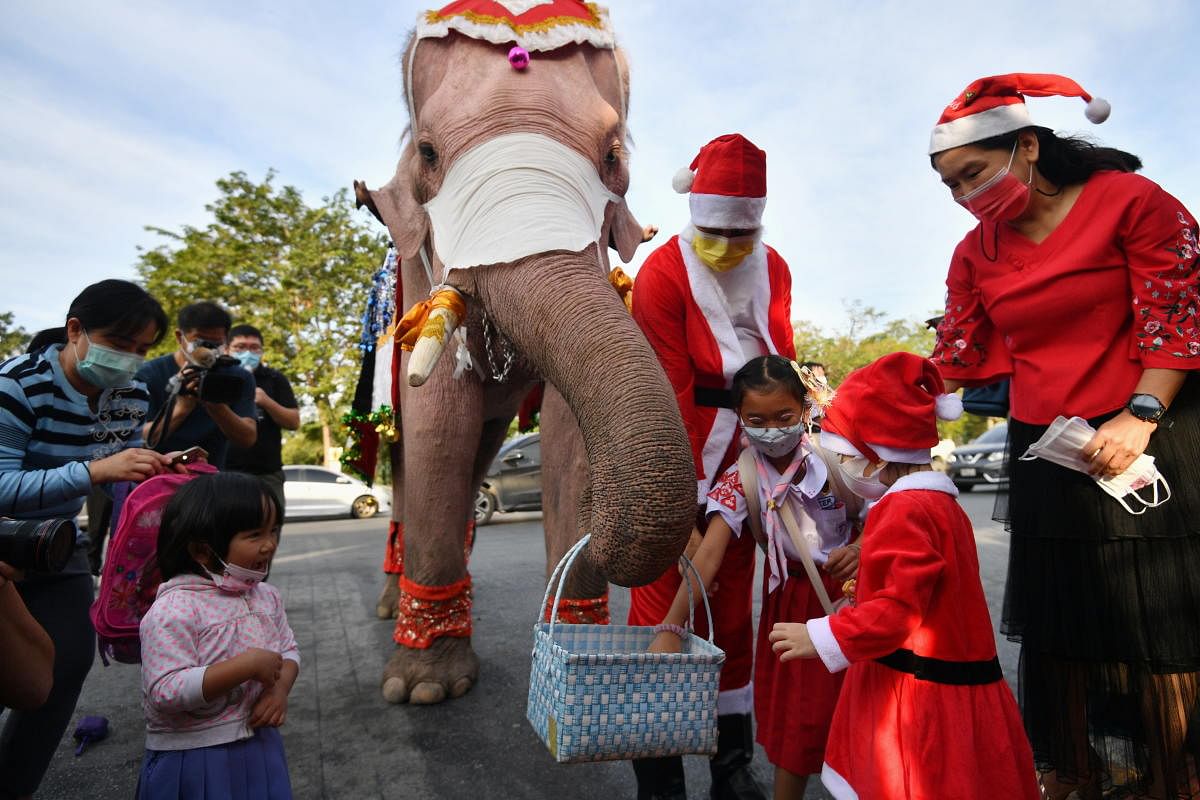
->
[353, 16, 697, 705]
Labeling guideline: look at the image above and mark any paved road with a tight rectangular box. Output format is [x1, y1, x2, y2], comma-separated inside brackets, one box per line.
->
[30, 487, 1012, 799]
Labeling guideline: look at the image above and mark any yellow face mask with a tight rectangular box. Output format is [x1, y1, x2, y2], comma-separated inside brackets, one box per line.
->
[691, 232, 757, 272]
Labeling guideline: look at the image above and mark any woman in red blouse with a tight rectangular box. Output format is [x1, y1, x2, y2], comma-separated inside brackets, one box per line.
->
[928, 74, 1200, 800]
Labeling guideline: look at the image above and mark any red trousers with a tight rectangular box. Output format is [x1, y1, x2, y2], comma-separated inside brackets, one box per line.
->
[628, 523, 757, 691]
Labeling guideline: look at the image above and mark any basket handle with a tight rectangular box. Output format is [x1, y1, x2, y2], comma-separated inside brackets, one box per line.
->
[541, 534, 716, 644]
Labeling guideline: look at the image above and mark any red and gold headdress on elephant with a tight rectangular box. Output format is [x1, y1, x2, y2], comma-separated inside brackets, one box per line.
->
[416, 0, 615, 51]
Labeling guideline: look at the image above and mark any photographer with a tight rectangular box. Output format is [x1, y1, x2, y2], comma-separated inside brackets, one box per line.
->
[0, 561, 54, 711]
[225, 324, 299, 515]
[137, 302, 256, 469]
[0, 279, 172, 797]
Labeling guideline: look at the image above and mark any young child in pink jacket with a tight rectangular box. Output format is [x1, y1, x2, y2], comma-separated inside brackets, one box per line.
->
[137, 472, 298, 800]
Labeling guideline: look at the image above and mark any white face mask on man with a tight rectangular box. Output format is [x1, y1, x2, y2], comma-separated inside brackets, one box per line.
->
[1019, 415, 1172, 515]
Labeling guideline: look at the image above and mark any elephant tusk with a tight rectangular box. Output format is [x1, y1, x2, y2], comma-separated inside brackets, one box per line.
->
[400, 287, 467, 387]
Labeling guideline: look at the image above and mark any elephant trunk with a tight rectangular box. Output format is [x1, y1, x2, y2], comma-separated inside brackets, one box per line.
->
[459, 247, 695, 586]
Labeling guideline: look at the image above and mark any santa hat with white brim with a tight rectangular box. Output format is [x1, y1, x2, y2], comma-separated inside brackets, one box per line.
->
[821, 353, 963, 465]
[672, 133, 766, 230]
[928, 72, 1110, 155]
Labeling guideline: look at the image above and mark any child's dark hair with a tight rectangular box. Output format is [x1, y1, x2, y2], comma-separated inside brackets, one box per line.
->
[157, 472, 281, 580]
[731, 355, 808, 409]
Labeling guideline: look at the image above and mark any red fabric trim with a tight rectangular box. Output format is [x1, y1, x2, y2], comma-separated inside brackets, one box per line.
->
[393, 574, 473, 648]
[384, 520, 405, 574]
[542, 591, 610, 625]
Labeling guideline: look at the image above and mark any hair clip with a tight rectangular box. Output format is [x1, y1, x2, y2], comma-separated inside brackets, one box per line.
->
[792, 361, 835, 410]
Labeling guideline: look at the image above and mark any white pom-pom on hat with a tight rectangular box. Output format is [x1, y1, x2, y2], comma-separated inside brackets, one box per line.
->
[1085, 97, 1111, 124]
[935, 392, 963, 421]
[672, 167, 695, 194]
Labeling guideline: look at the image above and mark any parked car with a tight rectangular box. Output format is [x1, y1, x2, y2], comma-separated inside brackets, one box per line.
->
[946, 423, 1009, 491]
[475, 433, 542, 525]
[282, 465, 391, 520]
[931, 438, 956, 472]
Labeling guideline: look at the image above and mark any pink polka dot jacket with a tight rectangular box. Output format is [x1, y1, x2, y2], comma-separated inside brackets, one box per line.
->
[138, 573, 300, 751]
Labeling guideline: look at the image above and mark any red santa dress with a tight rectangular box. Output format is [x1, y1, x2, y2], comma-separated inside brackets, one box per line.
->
[805, 471, 1038, 800]
[629, 229, 794, 701]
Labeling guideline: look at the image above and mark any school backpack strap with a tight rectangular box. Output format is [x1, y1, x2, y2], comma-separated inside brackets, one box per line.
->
[811, 441, 865, 528]
[777, 500, 836, 615]
[736, 448, 766, 551]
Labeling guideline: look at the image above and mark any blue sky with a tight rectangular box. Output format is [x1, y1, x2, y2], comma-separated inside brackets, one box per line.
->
[2, 0, 1198, 335]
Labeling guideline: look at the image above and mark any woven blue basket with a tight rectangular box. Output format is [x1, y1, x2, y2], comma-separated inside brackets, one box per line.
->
[527, 535, 725, 763]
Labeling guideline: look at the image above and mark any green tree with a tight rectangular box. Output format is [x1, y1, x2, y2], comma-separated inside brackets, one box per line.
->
[793, 301, 994, 444]
[0, 312, 29, 360]
[137, 171, 385, 461]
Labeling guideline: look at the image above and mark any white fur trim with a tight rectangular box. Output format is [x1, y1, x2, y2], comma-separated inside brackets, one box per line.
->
[716, 683, 754, 715]
[689, 193, 766, 230]
[415, 7, 614, 52]
[935, 392, 964, 420]
[882, 470, 959, 498]
[1085, 97, 1111, 124]
[672, 168, 695, 194]
[819, 431, 861, 458]
[806, 615, 850, 673]
[867, 443, 931, 465]
[678, 229, 775, 489]
[821, 763, 859, 800]
[928, 103, 1032, 154]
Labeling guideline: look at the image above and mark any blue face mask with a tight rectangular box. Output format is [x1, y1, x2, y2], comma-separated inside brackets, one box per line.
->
[234, 350, 262, 372]
[74, 333, 143, 389]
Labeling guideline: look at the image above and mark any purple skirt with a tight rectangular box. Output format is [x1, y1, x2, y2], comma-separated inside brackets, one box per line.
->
[137, 727, 292, 800]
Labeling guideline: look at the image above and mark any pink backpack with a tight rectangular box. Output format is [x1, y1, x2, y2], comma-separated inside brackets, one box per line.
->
[90, 463, 217, 664]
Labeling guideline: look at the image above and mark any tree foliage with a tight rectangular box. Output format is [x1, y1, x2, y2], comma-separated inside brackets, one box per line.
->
[137, 171, 385, 450]
[793, 301, 994, 444]
[0, 312, 29, 360]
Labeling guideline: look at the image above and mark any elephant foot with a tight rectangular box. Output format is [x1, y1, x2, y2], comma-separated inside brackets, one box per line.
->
[375, 574, 400, 620]
[381, 636, 479, 705]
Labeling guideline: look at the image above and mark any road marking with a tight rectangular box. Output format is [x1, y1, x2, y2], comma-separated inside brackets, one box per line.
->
[273, 543, 373, 564]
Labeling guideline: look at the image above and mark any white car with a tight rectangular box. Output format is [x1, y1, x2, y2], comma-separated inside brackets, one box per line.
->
[282, 466, 391, 520]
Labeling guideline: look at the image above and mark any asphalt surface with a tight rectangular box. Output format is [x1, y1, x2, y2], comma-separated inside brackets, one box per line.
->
[27, 488, 1013, 800]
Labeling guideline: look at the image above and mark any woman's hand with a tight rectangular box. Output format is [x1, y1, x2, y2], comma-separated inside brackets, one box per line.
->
[1082, 410, 1156, 477]
[823, 544, 860, 582]
[249, 684, 290, 728]
[88, 448, 171, 484]
[768, 622, 817, 662]
[648, 630, 684, 654]
[240, 648, 283, 690]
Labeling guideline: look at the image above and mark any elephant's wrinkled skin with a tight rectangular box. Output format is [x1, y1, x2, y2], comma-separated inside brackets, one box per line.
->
[357, 31, 695, 704]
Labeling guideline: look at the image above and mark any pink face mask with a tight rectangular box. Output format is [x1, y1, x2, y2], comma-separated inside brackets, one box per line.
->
[206, 554, 267, 593]
[956, 142, 1033, 223]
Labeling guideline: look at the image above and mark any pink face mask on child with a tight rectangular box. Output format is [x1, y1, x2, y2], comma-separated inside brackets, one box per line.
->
[956, 142, 1033, 223]
[206, 554, 267, 593]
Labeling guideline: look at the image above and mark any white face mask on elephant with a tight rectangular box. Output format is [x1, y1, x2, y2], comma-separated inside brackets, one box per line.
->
[423, 132, 621, 272]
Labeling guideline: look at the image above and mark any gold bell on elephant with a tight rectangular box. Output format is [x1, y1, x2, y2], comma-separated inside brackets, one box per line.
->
[396, 287, 467, 387]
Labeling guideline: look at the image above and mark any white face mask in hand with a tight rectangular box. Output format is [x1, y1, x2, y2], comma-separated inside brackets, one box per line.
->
[1019, 415, 1172, 515]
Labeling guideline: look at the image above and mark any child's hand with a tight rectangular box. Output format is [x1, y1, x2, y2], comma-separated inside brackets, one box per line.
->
[769, 622, 817, 662]
[241, 648, 283, 689]
[648, 631, 684, 654]
[249, 684, 289, 728]
[824, 544, 860, 582]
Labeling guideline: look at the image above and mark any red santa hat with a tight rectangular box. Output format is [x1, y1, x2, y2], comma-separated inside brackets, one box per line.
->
[928, 73, 1110, 155]
[821, 353, 963, 464]
[672, 134, 767, 230]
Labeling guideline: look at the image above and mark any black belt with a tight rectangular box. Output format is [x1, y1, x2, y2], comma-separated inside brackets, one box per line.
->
[875, 648, 1003, 686]
[694, 387, 733, 409]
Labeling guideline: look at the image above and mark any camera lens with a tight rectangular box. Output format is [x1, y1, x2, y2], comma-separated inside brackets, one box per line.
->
[0, 518, 76, 573]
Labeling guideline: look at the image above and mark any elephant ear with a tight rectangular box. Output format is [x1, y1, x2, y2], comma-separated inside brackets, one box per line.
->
[358, 156, 429, 261]
[605, 197, 647, 264]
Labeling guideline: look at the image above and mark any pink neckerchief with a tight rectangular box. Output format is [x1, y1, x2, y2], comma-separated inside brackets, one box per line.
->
[751, 440, 809, 594]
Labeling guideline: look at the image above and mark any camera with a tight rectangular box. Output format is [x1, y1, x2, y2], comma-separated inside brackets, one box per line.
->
[0, 518, 77, 573]
[176, 350, 245, 405]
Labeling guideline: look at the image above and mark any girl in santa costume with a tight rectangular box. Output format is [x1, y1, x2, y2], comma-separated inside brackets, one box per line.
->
[650, 354, 863, 800]
[630, 133, 795, 800]
[927, 74, 1200, 799]
[769, 352, 1040, 800]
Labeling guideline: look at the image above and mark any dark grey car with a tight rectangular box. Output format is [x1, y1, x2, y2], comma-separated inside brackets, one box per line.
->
[475, 433, 542, 525]
[946, 423, 1009, 492]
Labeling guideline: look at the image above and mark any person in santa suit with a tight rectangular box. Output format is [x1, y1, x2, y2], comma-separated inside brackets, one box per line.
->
[769, 352, 1040, 800]
[629, 133, 794, 800]
[928, 74, 1200, 799]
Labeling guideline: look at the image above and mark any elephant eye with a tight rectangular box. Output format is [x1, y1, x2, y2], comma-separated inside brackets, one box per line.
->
[604, 146, 619, 166]
[418, 142, 438, 167]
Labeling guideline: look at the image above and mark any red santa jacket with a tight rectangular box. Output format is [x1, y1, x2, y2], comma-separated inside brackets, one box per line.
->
[633, 231, 795, 502]
[807, 471, 999, 668]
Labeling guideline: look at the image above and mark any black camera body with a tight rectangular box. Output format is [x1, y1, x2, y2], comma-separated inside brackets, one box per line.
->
[0, 518, 77, 573]
[179, 354, 245, 405]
